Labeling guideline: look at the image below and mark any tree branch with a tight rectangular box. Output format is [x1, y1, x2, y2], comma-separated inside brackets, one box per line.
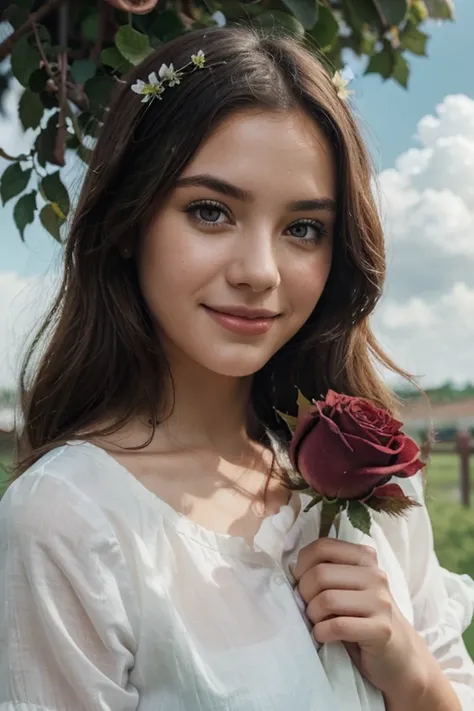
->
[0, 0, 66, 62]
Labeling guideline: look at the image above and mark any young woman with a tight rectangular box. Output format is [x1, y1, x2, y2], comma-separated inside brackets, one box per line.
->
[0, 26, 473, 711]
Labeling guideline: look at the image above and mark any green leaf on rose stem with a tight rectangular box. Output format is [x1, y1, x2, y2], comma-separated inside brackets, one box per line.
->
[280, 0, 319, 31]
[303, 493, 323, 513]
[365, 494, 421, 517]
[13, 190, 37, 241]
[296, 389, 313, 414]
[39, 203, 66, 242]
[275, 408, 298, 433]
[18, 88, 44, 131]
[40, 171, 70, 217]
[347, 501, 372, 536]
[115, 25, 152, 66]
[0, 163, 32, 205]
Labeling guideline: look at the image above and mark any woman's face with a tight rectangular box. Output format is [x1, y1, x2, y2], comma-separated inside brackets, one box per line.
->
[138, 108, 336, 377]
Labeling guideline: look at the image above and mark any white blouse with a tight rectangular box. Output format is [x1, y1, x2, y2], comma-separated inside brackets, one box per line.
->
[1, 439, 474, 711]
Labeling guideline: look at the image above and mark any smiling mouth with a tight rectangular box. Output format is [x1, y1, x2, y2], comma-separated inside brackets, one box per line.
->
[202, 305, 279, 336]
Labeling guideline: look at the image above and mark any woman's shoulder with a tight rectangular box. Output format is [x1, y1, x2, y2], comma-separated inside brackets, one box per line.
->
[0, 440, 145, 542]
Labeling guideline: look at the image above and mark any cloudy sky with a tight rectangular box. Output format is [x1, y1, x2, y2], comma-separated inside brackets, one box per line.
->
[1, 0, 474, 391]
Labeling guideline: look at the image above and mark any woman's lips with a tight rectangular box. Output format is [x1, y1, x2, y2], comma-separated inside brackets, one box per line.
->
[202, 305, 277, 336]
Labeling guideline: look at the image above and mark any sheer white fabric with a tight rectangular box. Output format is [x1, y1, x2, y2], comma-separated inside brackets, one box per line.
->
[0, 440, 473, 711]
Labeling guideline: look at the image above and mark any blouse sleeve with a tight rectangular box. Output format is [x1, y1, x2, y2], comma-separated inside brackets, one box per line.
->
[405, 473, 474, 709]
[0, 470, 139, 711]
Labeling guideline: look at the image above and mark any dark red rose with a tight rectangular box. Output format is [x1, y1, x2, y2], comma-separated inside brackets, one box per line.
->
[289, 390, 423, 500]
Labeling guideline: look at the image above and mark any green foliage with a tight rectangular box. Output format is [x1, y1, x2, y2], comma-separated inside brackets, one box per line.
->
[396, 381, 474, 403]
[0, 0, 456, 242]
[347, 500, 372, 535]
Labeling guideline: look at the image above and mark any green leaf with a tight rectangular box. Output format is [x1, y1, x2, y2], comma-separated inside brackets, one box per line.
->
[254, 11, 306, 37]
[35, 112, 59, 167]
[71, 59, 97, 84]
[115, 25, 152, 66]
[425, 0, 455, 20]
[5, 5, 29, 30]
[365, 48, 395, 79]
[81, 11, 101, 42]
[29, 67, 49, 93]
[18, 89, 44, 131]
[84, 75, 116, 117]
[275, 409, 298, 433]
[347, 501, 372, 536]
[40, 204, 66, 242]
[280, 0, 318, 30]
[13, 190, 37, 241]
[400, 21, 429, 56]
[13, 0, 36, 9]
[309, 5, 339, 50]
[377, 0, 408, 26]
[40, 171, 70, 217]
[393, 53, 410, 88]
[342, 0, 379, 30]
[149, 10, 186, 41]
[297, 389, 313, 414]
[303, 493, 323, 513]
[11, 36, 41, 88]
[220, 0, 262, 21]
[100, 47, 133, 73]
[0, 163, 32, 205]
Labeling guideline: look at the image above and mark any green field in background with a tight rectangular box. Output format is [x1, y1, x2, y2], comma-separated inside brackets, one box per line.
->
[1, 449, 473, 656]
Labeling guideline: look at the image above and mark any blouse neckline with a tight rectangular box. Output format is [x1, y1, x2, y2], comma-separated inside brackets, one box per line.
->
[65, 439, 305, 564]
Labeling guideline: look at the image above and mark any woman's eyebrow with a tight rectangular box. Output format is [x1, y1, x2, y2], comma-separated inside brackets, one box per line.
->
[175, 174, 336, 212]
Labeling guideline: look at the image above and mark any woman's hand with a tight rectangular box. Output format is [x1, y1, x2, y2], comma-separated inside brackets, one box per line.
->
[292, 537, 433, 700]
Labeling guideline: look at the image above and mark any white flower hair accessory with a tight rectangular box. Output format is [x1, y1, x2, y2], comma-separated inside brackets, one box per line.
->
[332, 66, 355, 101]
[131, 50, 207, 103]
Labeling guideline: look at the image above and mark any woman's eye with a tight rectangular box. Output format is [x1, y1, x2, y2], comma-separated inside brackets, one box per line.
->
[186, 201, 230, 226]
[287, 220, 326, 243]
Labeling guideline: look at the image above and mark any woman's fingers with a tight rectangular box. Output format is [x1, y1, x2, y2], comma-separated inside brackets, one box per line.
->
[293, 538, 378, 581]
[306, 588, 392, 626]
[297, 562, 373, 603]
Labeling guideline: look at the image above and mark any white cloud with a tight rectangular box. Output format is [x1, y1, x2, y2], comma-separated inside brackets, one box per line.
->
[375, 94, 474, 385]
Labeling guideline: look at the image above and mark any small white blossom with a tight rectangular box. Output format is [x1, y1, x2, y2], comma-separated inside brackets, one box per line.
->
[191, 50, 206, 69]
[158, 63, 182, 86]
[332, 66, 355, 101]
[131, 72, 164, 102]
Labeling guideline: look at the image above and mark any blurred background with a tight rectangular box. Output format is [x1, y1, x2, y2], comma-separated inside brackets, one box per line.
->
[0, 0, 473, 654]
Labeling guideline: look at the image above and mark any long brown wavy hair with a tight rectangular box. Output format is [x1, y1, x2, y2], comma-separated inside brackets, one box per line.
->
[10, 25, 412, 489]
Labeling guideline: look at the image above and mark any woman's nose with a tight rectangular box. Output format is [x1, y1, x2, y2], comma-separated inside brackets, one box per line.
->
[225, 229, 281, 294]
